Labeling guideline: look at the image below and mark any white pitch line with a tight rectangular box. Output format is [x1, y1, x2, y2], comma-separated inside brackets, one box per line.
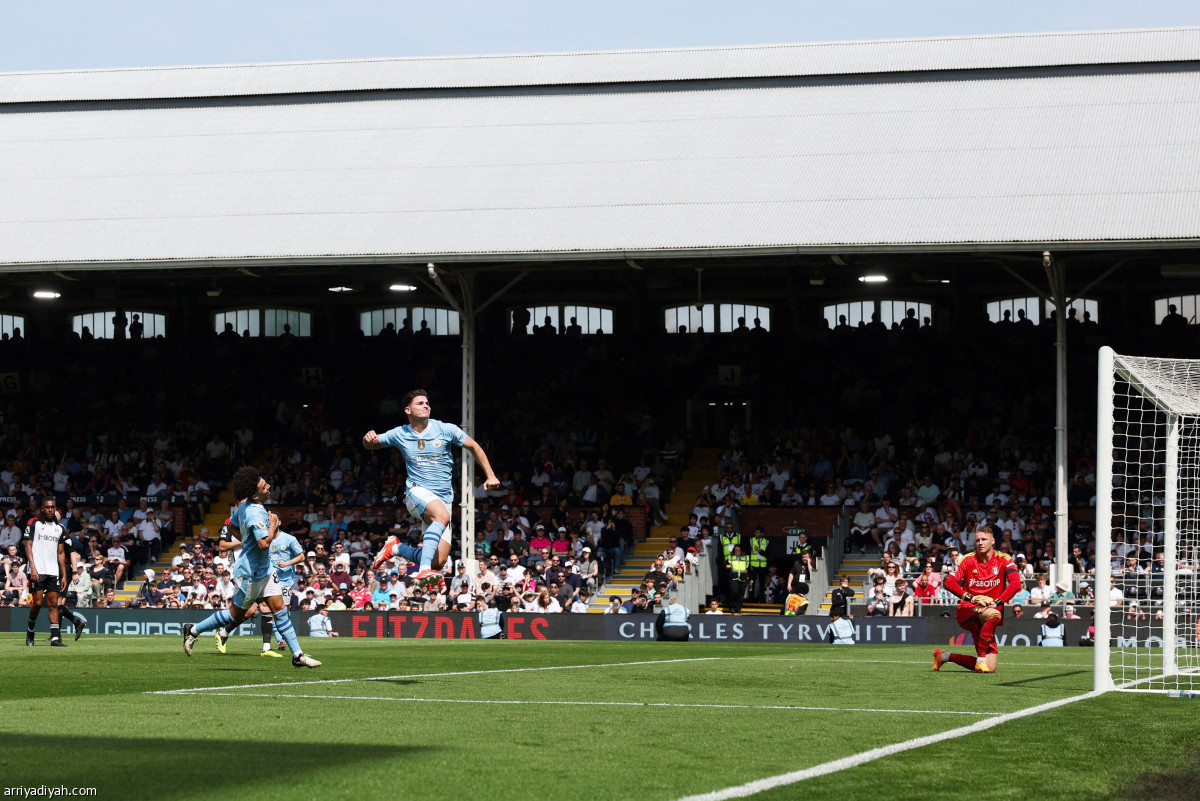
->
[147, 656, 724, 695]
[735, 657, 1096, 668]
[169, 691, 1002, 716]
[672, 690, 1103, 801]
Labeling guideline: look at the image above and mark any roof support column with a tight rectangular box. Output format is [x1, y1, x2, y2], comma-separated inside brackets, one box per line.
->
[425, 266, 527, 575]
[425, 265, 477, 573]
[1044, 251, 1071, 588]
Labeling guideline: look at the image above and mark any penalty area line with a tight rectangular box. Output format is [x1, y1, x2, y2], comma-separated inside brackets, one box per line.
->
[167, 691, 1002, 716]
[146, 656, 724, 695]
[672, 690, 1102, 801]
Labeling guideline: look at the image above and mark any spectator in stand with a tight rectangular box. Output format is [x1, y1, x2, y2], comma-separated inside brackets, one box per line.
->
[866, 578, 889, 616]
[0, 512, 22, 551]
[889, 578, 914, 616]
[1028, 574, 1052, 606]
[915, 475, 941, 510]
[874, 498, 898, 537]
[3, 559, 28, 606]
[529, 524, 552, 555]
[576, 547, 599, 593]
[598, 517, 623, 575]
[533, 588, 561, 613]
[105, 538, 129, 586]
[848, 500, 878, 554]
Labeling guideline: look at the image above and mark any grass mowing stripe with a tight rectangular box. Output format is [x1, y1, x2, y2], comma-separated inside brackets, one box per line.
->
[183, 691, 1003, 715]
[147, 656, 725, 694]
[673, 690, 1102, 801]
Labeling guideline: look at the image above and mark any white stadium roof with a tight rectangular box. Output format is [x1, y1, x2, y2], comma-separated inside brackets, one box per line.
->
[2, 27, 1200, 270]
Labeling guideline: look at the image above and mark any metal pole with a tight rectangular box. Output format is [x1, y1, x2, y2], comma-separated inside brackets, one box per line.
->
[1045, 253, 1071, 587]
[1095, 346, 1115, 692]
[1163, 414, 1180, 677]
[457, 273, 477, 575]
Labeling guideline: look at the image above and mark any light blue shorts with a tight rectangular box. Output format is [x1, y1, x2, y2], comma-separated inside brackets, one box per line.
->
[405, 485, 451, 520]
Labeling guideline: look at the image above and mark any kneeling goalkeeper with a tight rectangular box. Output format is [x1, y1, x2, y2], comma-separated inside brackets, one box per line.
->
[934, 524, 1021, 674]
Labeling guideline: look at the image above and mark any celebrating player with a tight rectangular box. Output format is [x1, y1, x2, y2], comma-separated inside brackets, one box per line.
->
[364, 389, 500, 590]
[23, 498, 70, 646]
[934, 524, 1021, 673]
[213, 514, 304, 656]
[183, 467, 320, 668]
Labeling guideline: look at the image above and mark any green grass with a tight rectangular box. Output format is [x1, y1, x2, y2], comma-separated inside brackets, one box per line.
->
[1, 634, 1198, 800]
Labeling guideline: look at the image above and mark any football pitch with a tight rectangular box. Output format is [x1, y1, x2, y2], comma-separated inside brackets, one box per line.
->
[2, 635, 1198, 801]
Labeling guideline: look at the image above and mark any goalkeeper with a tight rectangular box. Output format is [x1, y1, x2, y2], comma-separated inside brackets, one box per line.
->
[933, 524, 1021, 674]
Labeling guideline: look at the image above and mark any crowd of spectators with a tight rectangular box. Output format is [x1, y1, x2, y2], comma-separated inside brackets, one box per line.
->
[0, 300, 1192, 615]
[686, 422, 1113, 614]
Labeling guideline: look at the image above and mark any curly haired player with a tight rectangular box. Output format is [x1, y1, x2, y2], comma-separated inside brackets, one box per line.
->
[182, 467, 319, 669]
[934, 524, 1022, 674]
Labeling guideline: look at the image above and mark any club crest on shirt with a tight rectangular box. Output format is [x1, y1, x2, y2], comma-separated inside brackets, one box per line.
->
[417, 440, 425, 450]
[432, 439, 444, 449]
[992, 566, 998, 575]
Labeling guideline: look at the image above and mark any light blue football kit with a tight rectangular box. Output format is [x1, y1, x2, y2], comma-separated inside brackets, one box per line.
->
[192, 500, 303, 657]
[378, 419, 468, 569]
[270, 532, 303, 590]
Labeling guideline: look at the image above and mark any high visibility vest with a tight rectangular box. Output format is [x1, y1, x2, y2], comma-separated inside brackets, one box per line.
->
[749, 536, 768, 568]
[729, 555, 750, 581]
[784, 594, 809, 616]
[721, 533, 739, 557]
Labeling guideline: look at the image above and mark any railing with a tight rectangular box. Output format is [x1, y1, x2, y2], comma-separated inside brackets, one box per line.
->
[671, 546, 715, 612]
[846, 571, 1200, 617]
[809, 510, 849, 612]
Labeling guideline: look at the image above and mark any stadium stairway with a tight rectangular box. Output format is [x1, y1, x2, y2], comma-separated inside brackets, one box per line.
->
[705, 547, 880, 615]
[587, 448, 722, 611]
[113, 490, 236, 602]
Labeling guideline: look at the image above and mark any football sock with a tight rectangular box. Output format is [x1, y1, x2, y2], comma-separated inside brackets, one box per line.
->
[26, 615, 37, 632]
[979, 617, 1000, 651]
[396, 543, 421, 563]
[261, 616, 273, 651]
[947, 652, 978, 670]
[222, 618, 239, 634]
[194, 609, 233, 634]
[50, 624, 61, 642]
[272, 609, 302, 657]
[67, 610, 86, 629]
[419, 522, 446, 570]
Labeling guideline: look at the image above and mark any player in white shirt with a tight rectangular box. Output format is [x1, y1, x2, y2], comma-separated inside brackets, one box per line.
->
[23, 498, 69, 647]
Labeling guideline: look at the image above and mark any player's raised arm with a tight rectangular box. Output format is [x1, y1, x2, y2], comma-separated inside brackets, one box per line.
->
[942, 561, 968, 601]
[463, 435, 501, 489]
[362, 430, 384, 450]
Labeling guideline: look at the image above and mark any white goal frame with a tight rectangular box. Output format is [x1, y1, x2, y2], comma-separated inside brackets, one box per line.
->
[1096, 346, 1200, 693]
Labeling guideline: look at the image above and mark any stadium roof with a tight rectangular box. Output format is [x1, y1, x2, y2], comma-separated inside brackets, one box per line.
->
[2, 27, 1200, 271]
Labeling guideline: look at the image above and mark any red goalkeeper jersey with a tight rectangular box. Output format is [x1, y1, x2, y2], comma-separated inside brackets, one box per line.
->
[944, 552, 1021, 607]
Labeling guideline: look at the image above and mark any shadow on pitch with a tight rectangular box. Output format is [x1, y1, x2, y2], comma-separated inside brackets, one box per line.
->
[996, 669, 1091, 688]
[0, 734, 436, 796]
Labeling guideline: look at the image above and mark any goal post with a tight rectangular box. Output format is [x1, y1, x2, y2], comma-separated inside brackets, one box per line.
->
[1096, 346, 1200, 693]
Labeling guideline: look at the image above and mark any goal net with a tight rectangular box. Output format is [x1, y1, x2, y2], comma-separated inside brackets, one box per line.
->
[1096, 347, 1200, 693]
